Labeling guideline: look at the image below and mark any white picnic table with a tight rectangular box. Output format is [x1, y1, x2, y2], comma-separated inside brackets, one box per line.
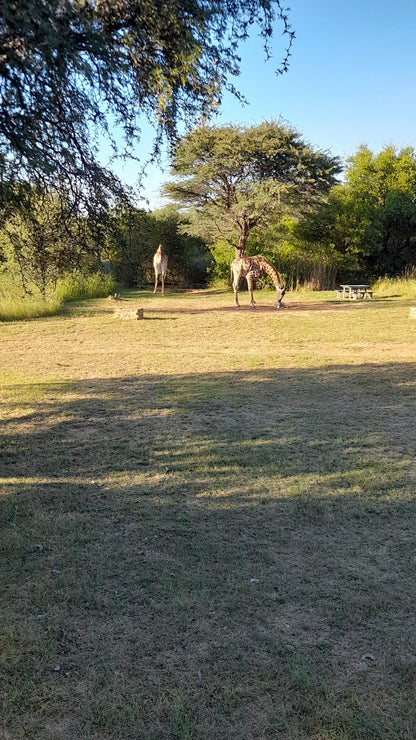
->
[337, 284, 373, 300]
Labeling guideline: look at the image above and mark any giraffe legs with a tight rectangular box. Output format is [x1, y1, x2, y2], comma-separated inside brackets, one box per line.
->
[232, 265, 256, 308]
[274, 286, 285, 308]
[161, 272, 165, 295]
[154, 273, 158, 294]
[233, 282, 240, 307]
[231, 263, 240, 307]
[246, 273, 256, 308]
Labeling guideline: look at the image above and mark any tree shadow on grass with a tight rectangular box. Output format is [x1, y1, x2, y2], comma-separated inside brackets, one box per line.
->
[1, 362, 414, 481]
[1, 363, 416, 738]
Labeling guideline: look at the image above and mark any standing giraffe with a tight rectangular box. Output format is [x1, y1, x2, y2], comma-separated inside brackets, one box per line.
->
[153, 244, 168, 295]
[231, 254, 286, 308]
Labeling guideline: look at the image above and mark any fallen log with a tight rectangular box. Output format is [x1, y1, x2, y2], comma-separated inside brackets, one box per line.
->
[114, 307, 144, 320]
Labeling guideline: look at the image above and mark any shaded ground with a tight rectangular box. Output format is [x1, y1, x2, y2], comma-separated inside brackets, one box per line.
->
[101, 295, 385, 316]
[1, 294, 416, 739]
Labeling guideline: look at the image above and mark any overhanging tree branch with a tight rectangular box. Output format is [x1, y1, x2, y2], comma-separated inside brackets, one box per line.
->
[0, 0, 294, 216]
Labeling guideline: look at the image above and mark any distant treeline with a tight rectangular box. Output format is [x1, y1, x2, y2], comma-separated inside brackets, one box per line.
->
[208, 144, 416, 290]
[1, 144, 415, 296]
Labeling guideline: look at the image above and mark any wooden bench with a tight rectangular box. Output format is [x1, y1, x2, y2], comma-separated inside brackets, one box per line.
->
[354, 289, 373, 300]
[337, 285, 373, 300]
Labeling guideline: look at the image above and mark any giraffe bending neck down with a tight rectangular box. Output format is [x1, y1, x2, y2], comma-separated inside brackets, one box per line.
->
[153, 244, 168, 295]
[231, 255, 286, 309]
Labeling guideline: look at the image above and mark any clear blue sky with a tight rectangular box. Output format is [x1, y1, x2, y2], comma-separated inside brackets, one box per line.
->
[106, 0, 416, 210]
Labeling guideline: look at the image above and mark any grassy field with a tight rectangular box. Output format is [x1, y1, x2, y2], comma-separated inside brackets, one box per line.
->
[1, 287, 416, 739]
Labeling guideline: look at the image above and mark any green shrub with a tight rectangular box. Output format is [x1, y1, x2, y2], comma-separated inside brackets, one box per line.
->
[208, 240, 235, 287]
[56, 271, 116, 302]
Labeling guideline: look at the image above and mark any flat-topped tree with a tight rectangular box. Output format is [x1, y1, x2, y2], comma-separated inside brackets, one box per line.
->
[164, 121, 342, 257]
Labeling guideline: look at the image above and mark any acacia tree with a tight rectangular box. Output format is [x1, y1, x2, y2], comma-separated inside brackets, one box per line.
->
[164, 121, 341, 257]
[1, 190, 80, 295]
[0, 0, 294, 216]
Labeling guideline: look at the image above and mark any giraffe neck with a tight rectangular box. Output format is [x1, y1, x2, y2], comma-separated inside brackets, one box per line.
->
[255, 256, 284, 289]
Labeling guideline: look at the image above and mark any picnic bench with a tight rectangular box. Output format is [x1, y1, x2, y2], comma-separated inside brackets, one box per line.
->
[336, 284, 373, 300]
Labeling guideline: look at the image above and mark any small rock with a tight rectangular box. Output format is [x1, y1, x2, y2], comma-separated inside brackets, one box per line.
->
[250, 578, 259, 583]
[361, 653, 375, 661]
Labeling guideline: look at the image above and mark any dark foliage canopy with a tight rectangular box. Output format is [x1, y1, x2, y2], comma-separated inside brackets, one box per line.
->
[0, 0, 293, 212]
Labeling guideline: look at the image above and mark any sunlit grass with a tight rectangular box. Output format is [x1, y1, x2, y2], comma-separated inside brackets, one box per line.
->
[1, 288, 416, 739]
[56, 271, 116, 302]
[0, 282, 62, 321]
[0, 271, 116, 321]
[373, 275, 416, 298]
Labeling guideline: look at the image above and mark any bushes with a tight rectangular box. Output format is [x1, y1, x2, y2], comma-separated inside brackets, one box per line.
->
[208, 240, 235, 286]
[373, 273, 416, 298]
[0, 270, 116, 321]
[56, 271, 116, 302]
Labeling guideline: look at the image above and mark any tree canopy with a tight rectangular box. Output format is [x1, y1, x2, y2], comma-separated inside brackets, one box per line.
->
[0, 0, 294, 213]
[295, 145, 416, 279]
[0, 185, 109, 295]
[164, 121, 341, 255]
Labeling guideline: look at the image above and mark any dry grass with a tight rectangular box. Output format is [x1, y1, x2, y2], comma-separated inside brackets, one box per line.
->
[1, 287, 416, 739]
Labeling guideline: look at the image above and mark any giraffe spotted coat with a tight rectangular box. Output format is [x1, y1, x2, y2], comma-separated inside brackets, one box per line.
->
[231, 255, 285, 308]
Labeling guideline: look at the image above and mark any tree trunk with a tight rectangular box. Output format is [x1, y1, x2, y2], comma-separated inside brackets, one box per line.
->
[236, 217, 250, 258]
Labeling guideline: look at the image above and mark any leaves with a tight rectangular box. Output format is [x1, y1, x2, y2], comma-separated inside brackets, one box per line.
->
[0, 0, 294, 214]
[165, 121, 341, 253]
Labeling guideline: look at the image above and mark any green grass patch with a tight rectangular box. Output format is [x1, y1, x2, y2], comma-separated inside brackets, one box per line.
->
[1, 288, 416, 738]
[56, 271, 116, 302]
[373, 275, 416, 298]
[0, 284, 62, 321]
[0, 271, 116, 321]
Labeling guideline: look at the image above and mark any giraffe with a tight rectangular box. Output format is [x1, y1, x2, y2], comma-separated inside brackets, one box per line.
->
[153, 244, 168, 295]
[231, 254, 286, 309]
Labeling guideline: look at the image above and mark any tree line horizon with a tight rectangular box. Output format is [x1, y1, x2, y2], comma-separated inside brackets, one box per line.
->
[0, 1, 414, 296]
[1, 120, 415, 295]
